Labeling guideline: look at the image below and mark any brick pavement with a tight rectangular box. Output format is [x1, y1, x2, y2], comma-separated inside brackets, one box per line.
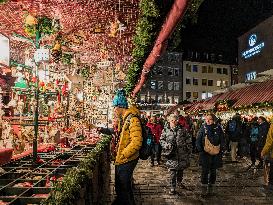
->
[109, 155, 273, 205]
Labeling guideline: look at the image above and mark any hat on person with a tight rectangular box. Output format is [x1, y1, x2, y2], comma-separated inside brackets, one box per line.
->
[112, 89, 128, 108]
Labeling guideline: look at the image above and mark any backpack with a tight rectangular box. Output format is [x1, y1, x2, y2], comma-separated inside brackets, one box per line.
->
[250, 126, 259, 142]
[228, 120, 237, 133]
[124, 114, 154, 160]
[203, 126, 220, 155]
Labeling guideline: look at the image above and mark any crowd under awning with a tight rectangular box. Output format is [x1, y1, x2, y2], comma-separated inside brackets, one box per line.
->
[183, 78, 273, 113]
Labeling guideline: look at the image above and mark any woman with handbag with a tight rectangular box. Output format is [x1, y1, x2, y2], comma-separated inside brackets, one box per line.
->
[196, 113, 225, 197]
[160, 114, 192, 194]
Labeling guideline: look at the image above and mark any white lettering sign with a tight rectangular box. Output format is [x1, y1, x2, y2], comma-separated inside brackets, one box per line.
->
[245, 71, 256, 81]
[241, 34, 265, 59]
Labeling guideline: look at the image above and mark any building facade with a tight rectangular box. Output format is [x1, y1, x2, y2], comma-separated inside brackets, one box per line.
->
[138, 52, 183, 105]
[238, 15, 273, 82]
[183, 61, 232, 102]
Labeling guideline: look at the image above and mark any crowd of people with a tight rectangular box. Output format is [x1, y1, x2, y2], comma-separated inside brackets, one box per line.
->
[99, 89, 273, 205]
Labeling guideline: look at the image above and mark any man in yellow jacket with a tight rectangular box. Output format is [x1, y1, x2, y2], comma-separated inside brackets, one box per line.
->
[261, 122, 273, 194]
[112, 89, 142, 205]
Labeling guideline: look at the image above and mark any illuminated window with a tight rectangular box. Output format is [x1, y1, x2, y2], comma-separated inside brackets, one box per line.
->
[168, 82, 173, 90]
[202, 79, 207, 86]
[216, 80, 222, 87]
[151, 80, 156, 89]
[208, 92, 213, 98]
[174, 82, 180, 90]
[202, 92, 207, 99]
[193, 92, 198, 99]
[157, 95, 163, 103]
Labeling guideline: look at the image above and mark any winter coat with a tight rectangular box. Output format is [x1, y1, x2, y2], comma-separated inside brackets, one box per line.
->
[258, 121, 270, 149]
[160, 125, 191, 170]
[115, 106, 143, 165]
[261, 123, 273, 158]
[226, 119, 242, 142]
[196, 124, 225, 169]
[146, 122, 163, 144]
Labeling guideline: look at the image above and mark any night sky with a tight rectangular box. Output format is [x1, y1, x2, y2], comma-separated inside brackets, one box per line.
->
[179, 0, 273, 64]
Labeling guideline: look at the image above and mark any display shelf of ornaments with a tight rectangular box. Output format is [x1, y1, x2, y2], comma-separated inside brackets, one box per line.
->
[0, 134, 102, 205]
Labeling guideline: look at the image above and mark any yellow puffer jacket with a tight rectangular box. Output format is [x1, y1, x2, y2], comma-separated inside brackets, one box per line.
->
[261, 123, 273, 158]
[115, 106, 143, 165]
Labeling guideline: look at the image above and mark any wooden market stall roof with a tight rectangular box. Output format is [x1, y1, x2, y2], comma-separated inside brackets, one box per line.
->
[184, 78, 273, 113]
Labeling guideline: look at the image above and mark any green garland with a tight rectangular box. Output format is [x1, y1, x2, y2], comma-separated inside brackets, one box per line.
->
[125, 0, 204, 95]
[43, 135, 112, 205]
[125, 0, 160, 95]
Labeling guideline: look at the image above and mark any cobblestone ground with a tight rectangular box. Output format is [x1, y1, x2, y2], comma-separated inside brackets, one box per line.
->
[109, 155, 273, 205]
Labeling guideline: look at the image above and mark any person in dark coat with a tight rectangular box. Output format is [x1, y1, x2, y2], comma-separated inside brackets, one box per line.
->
[196, 113, 225, 196]
[160, 114, 191, 195]
[257, 116, 270, 168]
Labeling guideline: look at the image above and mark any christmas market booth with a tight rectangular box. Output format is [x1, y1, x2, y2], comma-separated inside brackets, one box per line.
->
[0, 0, 199, 204]
[184, 78, 273, 121]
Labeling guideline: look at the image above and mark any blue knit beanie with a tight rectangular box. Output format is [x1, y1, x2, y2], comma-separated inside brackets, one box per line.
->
[112, 89, 128, 108]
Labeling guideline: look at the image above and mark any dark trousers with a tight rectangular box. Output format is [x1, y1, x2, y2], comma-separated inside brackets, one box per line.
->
[151, 144, 161, 164]
[269, 161, 273, 187]
[170, 169, 183, 188]
[250, 142, 258, 164]
[201, 166, 216, 185]
[113, 159, 138, 205]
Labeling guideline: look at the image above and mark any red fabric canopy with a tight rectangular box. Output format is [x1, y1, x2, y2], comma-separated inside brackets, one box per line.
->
[132, 0, 189, 97]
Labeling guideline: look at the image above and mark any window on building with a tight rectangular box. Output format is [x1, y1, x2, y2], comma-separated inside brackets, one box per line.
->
[202, 79, 207, 86]
[192, 65, 198, 72]
[216, 80, 222, 87]
[157, 95, 163, 103]
[168, 81, 173, 90]
[223, 68, 228, 75]
[140, 95, 146, 102]
[186, 92, 191, 99]
[233, 68, 238, 75]
[193, 92, 198, 99]
[156, 66, 163, 75]
[208, 92, 213, 98]
[158, 81, 163, 90]
[202, 92, 207, 100]
[208, 66, 213, 73]
[151, 80, 156, 89]
[174, 96, 179, 104]
[168, 96, 173, 104]
[223, 80, 228, 87]
[208, 80, 213, 86]
[193, 78, 198, 85]
[217, 68, 222, 74]
[168, 68, 173, 76]
[174, 82, 180, 90]
[186, 64, 191, 72]
[186, 78, 191, 85]
[174, 68, 179, 76]
[202, 66, 207, 73]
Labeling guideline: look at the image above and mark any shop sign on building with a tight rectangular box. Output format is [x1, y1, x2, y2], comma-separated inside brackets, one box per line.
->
[245, 71, 257, 81]
[241, 34, 265, 59]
